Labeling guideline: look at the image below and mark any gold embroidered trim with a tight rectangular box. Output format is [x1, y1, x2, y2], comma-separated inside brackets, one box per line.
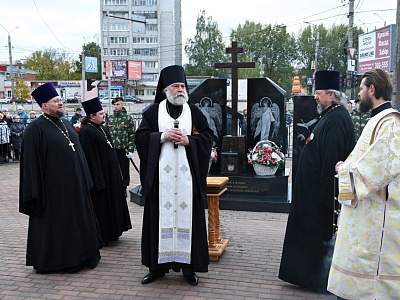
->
[332, 263, 400, 280]
[338, 192, 354, 200]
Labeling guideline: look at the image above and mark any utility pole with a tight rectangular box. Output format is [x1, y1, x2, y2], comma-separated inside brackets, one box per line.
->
[393, 0, 400, 109]
[304, 21, 320, 94]
[346, 0, 354, 100]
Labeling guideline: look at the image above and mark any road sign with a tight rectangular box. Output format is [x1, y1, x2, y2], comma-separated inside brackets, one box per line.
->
[85, 57, 98, 73]
[347, 59, 356, 72]
[307, 78, 313, 86]
[348, 47, 357, 60]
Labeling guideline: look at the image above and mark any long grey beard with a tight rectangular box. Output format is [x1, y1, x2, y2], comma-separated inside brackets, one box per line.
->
[166, 88, 188, 106]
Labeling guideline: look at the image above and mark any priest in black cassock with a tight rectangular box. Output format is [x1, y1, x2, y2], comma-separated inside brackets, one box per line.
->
[79, 97, 132, 245]
[279, 71, 355, 292]
[135, 65, 213, 286]
[20, 82, 102, 274]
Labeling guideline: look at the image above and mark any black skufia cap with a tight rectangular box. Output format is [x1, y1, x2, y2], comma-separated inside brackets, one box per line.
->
[154, 65, 187, 103]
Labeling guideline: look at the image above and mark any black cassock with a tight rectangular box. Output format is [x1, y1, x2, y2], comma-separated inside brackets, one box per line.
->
[79, 122, 132, 243]
[279, 105, 355, 292]
[135, 102, 213, 273]
[19, 114, 102, 272]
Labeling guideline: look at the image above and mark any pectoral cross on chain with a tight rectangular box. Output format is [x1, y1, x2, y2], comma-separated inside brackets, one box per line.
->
[69, 141, 76, 151]
[107, 140, 113, 148]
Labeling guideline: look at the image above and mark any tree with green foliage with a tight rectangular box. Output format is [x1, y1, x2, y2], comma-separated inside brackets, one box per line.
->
[24, 48, 79, 80]
[231, 22, 297, 93]
[75, 42, 102, 80]
[184, 10, 229, 77]
[14, 78, 31, 102]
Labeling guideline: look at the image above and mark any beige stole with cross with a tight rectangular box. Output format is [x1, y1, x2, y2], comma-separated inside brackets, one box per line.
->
[158, 100, 193, 264]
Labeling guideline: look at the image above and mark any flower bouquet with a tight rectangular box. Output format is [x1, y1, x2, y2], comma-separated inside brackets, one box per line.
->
[208, 147, 218, 173]
[73, 121, 83, 133]
[247, 140, 284, 176]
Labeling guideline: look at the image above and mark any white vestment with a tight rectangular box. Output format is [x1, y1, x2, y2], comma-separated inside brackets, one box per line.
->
[328, 108, 400, 299]
[157, 100, 193, 264]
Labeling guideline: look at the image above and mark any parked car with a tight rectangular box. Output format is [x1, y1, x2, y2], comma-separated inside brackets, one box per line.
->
[124, 96, 144, 103]
[0, 97, 11, 104]
[100, 97, 112, 104]
[14, 97, 32, 104]
[66, 97, 79, 103]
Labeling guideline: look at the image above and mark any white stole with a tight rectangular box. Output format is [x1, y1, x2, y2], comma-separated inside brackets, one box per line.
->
[158, 100, 193, 264]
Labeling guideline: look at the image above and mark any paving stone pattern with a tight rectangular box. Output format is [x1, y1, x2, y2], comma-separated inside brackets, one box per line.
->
[0, 155, 335, 299]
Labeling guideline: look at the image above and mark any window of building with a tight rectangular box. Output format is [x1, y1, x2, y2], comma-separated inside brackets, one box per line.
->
[136, 89, 145, 95]
[144, 61, 158, 68]
[133, 48, 157, 56]
[142, 74, 157, 81]
[146, 89, 156, 96]
[132, 37, 157, 44]
[103, 23, 129, 31]
[132, 0, 157, 6]
[104, 0, 127, 5]
[146, 24, 157, 32]
[110, 37, 128, 44]
[132, 11, 157, 19]
[110, 48, 129, 56]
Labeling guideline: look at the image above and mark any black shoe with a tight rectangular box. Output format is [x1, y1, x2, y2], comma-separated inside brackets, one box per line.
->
[141, 272, 164, 284]
[184, 273, 199, 286]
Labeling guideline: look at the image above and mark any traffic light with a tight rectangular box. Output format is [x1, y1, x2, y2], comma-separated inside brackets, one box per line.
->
[87, 79, 96, 91]
[341, 75, 347, 89]
[351, 75, 358, 88]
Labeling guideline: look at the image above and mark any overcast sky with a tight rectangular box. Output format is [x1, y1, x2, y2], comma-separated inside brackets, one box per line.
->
[0, 0, 396, 63]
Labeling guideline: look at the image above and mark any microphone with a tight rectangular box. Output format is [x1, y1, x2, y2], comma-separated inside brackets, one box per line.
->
[173, 119, 179, 149]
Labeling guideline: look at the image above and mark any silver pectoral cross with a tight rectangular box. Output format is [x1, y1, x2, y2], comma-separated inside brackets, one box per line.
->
[107, 140, 113, 148]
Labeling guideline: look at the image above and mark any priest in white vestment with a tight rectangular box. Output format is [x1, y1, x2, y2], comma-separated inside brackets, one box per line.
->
[328, 69, 400, 300]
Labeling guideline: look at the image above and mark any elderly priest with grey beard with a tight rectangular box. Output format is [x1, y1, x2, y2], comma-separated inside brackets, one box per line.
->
[135, 65, 213, 286]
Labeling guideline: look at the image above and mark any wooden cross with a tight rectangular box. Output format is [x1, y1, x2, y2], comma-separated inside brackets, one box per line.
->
[215, 41, 255, 136]
[69, 141, 76, 151]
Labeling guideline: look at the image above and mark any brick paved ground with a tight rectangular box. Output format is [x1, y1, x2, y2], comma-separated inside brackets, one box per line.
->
[0, 156, 335, 300]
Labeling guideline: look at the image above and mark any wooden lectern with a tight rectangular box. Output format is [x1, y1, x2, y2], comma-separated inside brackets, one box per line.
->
[206, 177, 229, 261]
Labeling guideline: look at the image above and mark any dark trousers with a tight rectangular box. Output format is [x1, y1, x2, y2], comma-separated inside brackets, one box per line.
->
[115, 148, 130, 187]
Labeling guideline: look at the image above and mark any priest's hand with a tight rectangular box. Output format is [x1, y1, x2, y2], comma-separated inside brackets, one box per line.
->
[164, 128, 189, 146]
[335, 161, 343, 173]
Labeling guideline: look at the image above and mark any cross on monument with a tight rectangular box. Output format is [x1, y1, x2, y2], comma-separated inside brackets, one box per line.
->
[215, 41, 255, 136]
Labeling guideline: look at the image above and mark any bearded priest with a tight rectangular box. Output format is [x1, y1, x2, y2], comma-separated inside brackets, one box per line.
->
[279, 70, 355, 292]
[135, 65, 213, 286]
[328, 69, 400, 300]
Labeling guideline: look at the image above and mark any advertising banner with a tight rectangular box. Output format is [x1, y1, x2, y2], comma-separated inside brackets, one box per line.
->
[358, 25, 395, 74]
[127, 61, 142, 80]
[105, 60, 127, 79]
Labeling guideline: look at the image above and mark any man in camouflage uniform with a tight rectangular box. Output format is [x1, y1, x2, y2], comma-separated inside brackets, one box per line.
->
[350, 99, 370, 141]
[107, 98, 136, 196]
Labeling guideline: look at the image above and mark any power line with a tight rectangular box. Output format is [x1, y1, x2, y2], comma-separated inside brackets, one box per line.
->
[31, 0, 80, 54]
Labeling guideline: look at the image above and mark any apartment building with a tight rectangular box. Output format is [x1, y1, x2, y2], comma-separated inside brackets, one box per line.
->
[100, 0, 182, 100]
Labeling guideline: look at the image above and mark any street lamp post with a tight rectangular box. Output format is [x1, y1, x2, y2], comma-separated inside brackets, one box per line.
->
[0, 24, 18, 102]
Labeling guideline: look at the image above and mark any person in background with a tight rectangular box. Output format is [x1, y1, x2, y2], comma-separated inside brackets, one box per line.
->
[80, 97, 132, 245]
[1, 108, 12, 127]
[27, 111, 37, 125]
[239, 108, 247, 136]
[0, 113, 10, 163]
[17, 106, 28, 125]
[284, 109, 293, 154]
[10, 115, 25, 161]
[350, 98, 370, 142]
[70, 107, 83, 125]
[106, 98, 136, 197]
[279, 70, 355, 292]
[135, 65, 213, 286]
[20, 82, 102, 274]
[328, 69, 400, 300]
